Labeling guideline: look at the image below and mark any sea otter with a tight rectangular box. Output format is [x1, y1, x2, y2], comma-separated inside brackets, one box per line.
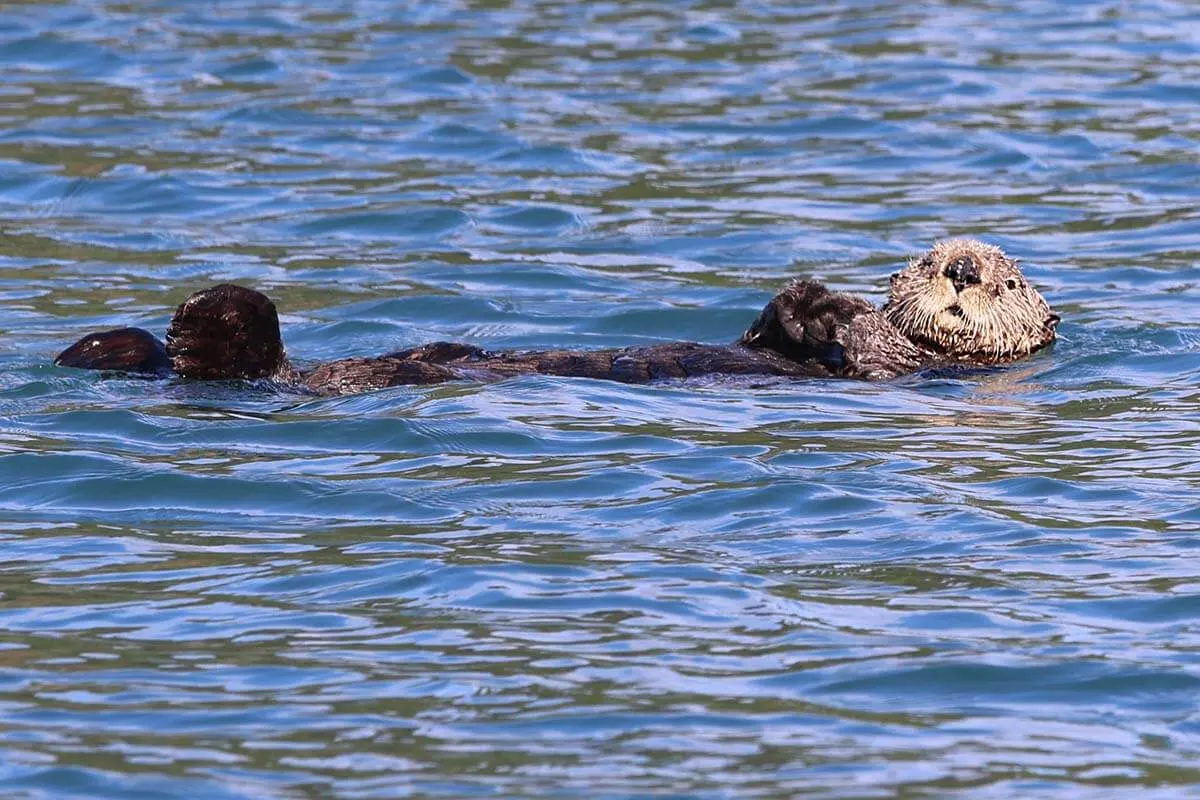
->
[54, 239, 1059, 394]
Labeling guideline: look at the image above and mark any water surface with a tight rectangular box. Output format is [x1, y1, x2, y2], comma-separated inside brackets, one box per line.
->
[1, 0, 1199, 797]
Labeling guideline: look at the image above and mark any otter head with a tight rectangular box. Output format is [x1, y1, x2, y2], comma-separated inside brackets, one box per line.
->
[883, 239, 1060, 362]
[166, 284, 293, 380]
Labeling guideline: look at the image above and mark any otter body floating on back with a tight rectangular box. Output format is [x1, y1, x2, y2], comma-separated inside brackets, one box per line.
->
[55, 239, 1060, 395]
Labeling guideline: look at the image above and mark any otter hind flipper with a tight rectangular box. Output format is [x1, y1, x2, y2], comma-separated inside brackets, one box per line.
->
[166, 284, 292, 381]
[740, 280, 875, 374]
[55, 327, 171, 375]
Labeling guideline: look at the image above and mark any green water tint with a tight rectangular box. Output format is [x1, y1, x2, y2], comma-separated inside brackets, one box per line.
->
[1, 0, 1199, 796]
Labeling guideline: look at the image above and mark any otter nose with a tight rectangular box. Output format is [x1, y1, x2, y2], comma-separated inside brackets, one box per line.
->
[945, 256, 980, 290]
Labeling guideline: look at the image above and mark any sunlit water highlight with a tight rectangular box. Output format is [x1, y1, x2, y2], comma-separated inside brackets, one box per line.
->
[1, 0, 1199, 796]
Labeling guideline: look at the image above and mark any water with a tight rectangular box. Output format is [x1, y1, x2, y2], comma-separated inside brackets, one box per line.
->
[0, 0, 1198, 796]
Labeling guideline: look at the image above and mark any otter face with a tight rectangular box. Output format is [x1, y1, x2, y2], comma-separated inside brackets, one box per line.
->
[883, 239, 1059, 362]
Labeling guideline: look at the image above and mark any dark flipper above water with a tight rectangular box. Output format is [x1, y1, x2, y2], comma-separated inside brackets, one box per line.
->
[166, 283, 295, 381]
[47, 282, 947, 393]
[156, 283, 834, 394]
[55, 327, 171, 375]
[742, 280, 868, 365]
[741, 279, 926, 380]
[51, 292, 834, 392]
[53, 239, 1058, 395]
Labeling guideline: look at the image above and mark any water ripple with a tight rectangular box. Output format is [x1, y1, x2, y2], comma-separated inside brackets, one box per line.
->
[0, 0, 1198, 797]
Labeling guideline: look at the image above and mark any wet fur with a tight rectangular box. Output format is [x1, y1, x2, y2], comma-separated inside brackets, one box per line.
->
[884, 239, 1059, 362]
[303, 342, 821, 394]
[54, 327, 171, 375]
[54, 239, 1058, 395]
[165, 283, 295, 382]
[739, 280, 927, 380]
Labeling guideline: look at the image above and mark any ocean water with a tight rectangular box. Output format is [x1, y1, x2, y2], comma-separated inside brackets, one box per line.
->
[1, 0, 1199, 796]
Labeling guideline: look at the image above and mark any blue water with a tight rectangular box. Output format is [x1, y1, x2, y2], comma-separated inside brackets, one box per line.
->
[1, 0, 1199, 796]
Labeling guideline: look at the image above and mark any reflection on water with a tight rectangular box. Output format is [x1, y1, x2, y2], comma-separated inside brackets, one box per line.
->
[1, 0, 1199, 796]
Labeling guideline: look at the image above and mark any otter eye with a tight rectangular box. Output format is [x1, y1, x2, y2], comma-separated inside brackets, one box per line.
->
[1005, 279, 1019, 290]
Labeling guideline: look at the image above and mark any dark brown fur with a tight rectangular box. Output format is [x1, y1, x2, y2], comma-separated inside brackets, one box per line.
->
[54, 327, 171, 375]
[739, 280, 927, 380]
[54, 239, 1058, 395]
[165, 283, 293, 381]
[303, 342, 821, 394]
[741, 239, 1059, 380]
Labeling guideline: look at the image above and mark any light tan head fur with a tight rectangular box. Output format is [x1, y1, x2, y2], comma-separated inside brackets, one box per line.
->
[883, 239, 1059, 362]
